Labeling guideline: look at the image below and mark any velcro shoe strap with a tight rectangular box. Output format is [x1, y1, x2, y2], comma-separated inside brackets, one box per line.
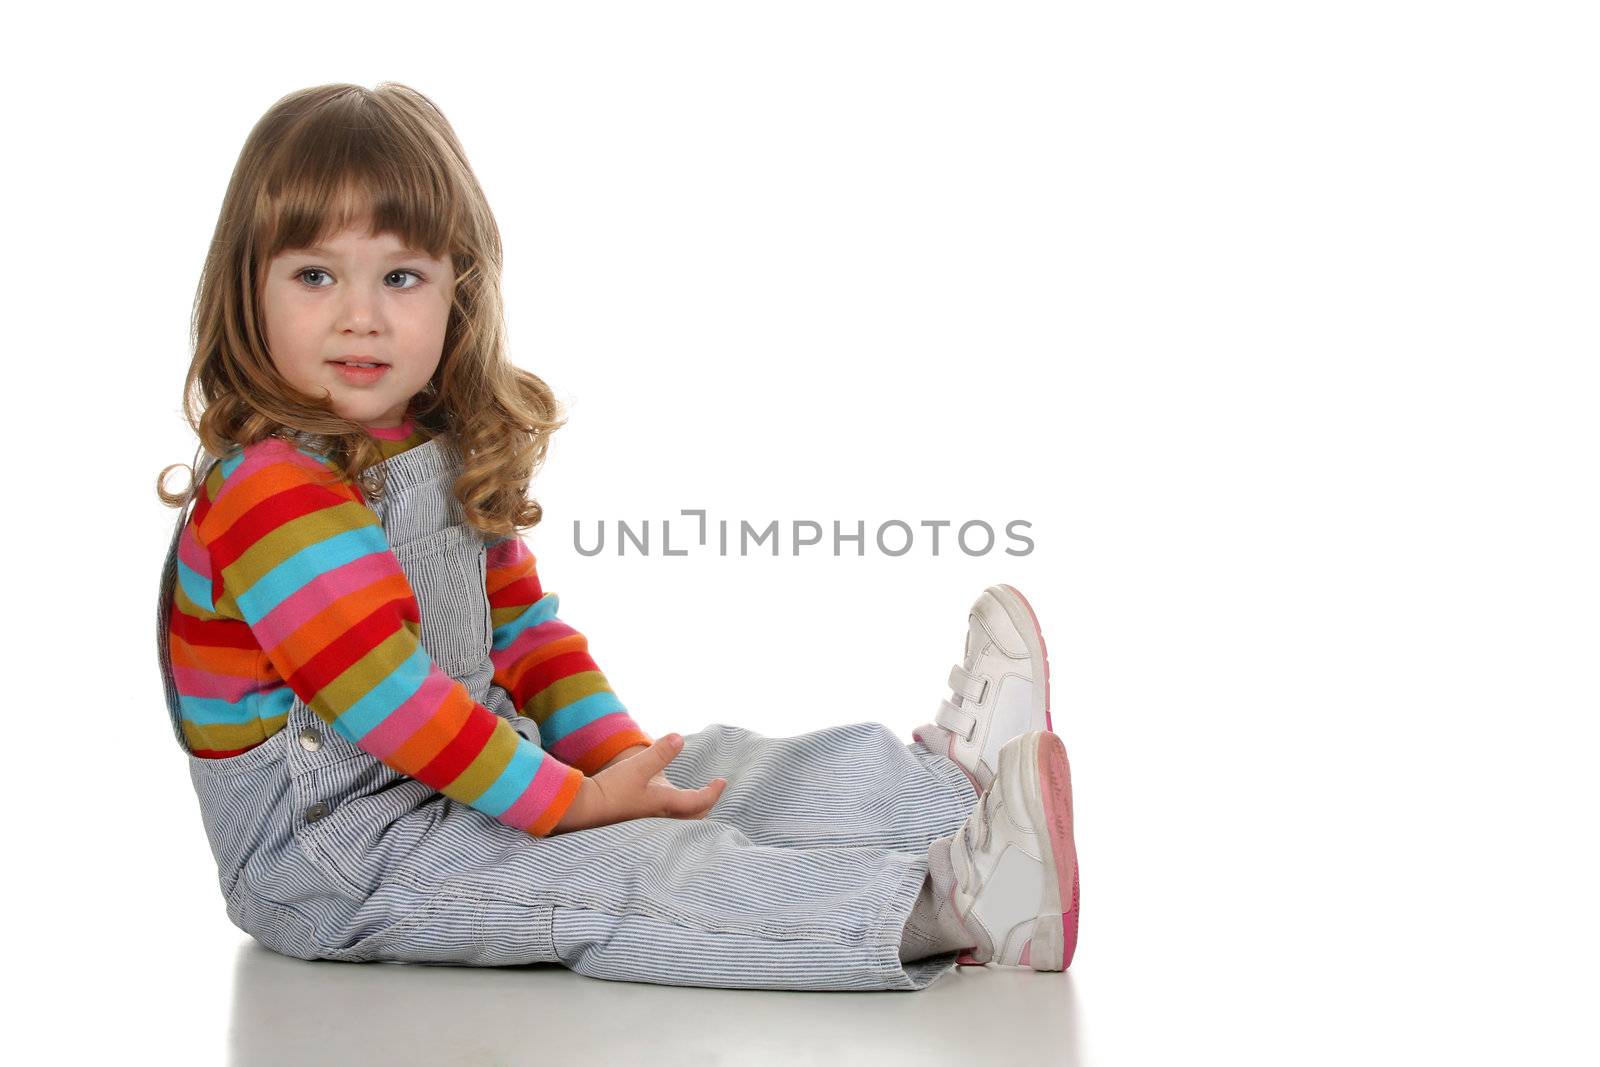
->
[948, 664, 988, 705]
[935, 697, 978, 740]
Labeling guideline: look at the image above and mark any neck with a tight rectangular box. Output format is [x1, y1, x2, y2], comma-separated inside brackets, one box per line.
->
[365, 418, 415, 441]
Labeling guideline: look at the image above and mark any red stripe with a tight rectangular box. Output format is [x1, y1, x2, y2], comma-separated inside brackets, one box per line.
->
[416, 705, 497, 788]
[193, 744, 261, 759]
[513, 649, 601, 706]
[488, 572, 543, 609]
[191, 491, 213, 531]
[169, 609, 261, 651]
[207, 481, 359, 571]
[285, 596, 415, 695]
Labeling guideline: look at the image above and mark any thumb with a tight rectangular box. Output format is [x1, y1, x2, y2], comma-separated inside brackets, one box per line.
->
[646, 733, 685, 769]
[664, 775, 728, 818]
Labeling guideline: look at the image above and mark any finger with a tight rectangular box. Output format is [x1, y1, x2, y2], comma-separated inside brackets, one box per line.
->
[700, 777, 728, 814]
[669, 777, 726, 818]
[701, 778, 729, 816]
[657, 778, 711, 818]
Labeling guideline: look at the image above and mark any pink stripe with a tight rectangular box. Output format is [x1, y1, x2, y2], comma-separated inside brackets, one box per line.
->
[172, 662, 260, 700]
[500, 757, 575, 829]
[356, 664, 457, 760]
[210, 438, 330, 510]
[546, 713, 635, 766]
[489, 618, 578, 669]
[177, 524, 210, 574]
[255, 551, 400, 649]
[485, 536, 529, 569]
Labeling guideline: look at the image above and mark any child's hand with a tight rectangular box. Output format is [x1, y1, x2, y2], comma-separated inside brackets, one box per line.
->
[552, 734, 727, 834]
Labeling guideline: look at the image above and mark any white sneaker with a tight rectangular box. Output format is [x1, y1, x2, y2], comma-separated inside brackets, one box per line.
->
[947, 730, 1079, 971]
[913, 584, 1053, 793]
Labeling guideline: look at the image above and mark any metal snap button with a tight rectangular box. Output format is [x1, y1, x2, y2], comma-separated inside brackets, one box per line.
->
[298, 727, 322, 752]
[305, 801, 330, 823]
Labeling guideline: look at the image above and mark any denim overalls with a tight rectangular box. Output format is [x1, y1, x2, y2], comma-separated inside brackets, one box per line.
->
[157, 432, 980, 990]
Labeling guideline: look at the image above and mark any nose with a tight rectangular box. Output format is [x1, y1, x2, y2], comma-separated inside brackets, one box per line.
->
[334, 281, 384, 335]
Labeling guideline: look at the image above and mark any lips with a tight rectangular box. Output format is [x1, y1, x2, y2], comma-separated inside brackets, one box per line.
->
[330, 361, 391, 386]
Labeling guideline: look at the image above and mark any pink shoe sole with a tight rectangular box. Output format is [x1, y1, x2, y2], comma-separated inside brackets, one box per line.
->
[952, 732, 1080, 972]
[1036, 730, 1078, 970]
[1003, 585, 1075, 968]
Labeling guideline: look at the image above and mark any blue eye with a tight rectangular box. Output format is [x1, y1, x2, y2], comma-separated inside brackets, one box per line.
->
[293, 268, 425, 290]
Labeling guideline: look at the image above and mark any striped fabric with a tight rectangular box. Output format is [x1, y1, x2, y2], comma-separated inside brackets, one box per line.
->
[166, 418, 651, 837]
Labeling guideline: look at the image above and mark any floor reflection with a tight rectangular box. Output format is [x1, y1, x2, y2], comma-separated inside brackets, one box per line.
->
[228, 942, 1085, 1066]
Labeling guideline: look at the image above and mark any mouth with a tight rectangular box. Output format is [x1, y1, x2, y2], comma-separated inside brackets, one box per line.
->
[327, 359, 391, 385]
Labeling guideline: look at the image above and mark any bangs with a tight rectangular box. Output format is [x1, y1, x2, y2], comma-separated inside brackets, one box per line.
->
[253, 103, 458, 263]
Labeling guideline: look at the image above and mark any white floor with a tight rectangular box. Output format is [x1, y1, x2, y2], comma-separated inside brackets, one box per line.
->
[220, 944, 1088, 1066]
[43, 843, 1590, 1067]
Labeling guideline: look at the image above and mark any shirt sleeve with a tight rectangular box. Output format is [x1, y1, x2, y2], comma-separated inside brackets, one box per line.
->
[192, 439, 584, 838]
[484, 535, 653, 775]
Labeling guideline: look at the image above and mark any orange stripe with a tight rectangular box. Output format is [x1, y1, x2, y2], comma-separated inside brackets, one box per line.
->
[485, 552, 536, 597]
[265, 570, 417, 670]
[527, 770, 584, 838]
[576, 729, 655, 776]
[203, 454, 358, 540]
[170, 637, 262, 675]
[387, 687, 475, 774]
[498, 632, 589, 692]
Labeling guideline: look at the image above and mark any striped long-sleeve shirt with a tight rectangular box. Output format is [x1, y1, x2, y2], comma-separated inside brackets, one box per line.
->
[166, 419, 651, 837]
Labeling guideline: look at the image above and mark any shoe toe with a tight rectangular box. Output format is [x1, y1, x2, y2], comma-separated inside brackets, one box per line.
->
[973, 587, 1034, 659]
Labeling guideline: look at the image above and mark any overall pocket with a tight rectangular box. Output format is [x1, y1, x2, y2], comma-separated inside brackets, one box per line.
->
[391, 524, 492, 675]
[184, 730, 297, 900]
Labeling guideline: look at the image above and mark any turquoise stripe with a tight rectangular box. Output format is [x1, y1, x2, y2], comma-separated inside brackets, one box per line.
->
[234, 525, 390, 624]
[180, 686, 298, 728]
[261, 685, 297, 719]
[175, 556, 215, 614]
[179, 694, 256, 726]
[473, 739, 544, 816]
[492, 592, 562, 649]
[181, 681, 297, 729]
[327, 642, 431, 742]
[541, 690, 627, 746]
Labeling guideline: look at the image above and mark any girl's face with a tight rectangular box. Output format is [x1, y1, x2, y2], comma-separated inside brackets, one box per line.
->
[262, 223, 455, 430]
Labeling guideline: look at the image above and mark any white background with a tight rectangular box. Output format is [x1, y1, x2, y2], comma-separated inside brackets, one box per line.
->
[5, 2, 1596, 1064]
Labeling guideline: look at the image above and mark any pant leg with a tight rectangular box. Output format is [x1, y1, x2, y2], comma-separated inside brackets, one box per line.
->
[666, 721, 980, 852]
[299, 722, 981, 990]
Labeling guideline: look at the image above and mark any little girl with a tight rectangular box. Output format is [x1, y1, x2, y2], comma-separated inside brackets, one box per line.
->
[155, 81, 1079, 991]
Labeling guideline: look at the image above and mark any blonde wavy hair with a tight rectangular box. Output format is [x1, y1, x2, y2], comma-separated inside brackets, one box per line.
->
[156, 81, 566, 538]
